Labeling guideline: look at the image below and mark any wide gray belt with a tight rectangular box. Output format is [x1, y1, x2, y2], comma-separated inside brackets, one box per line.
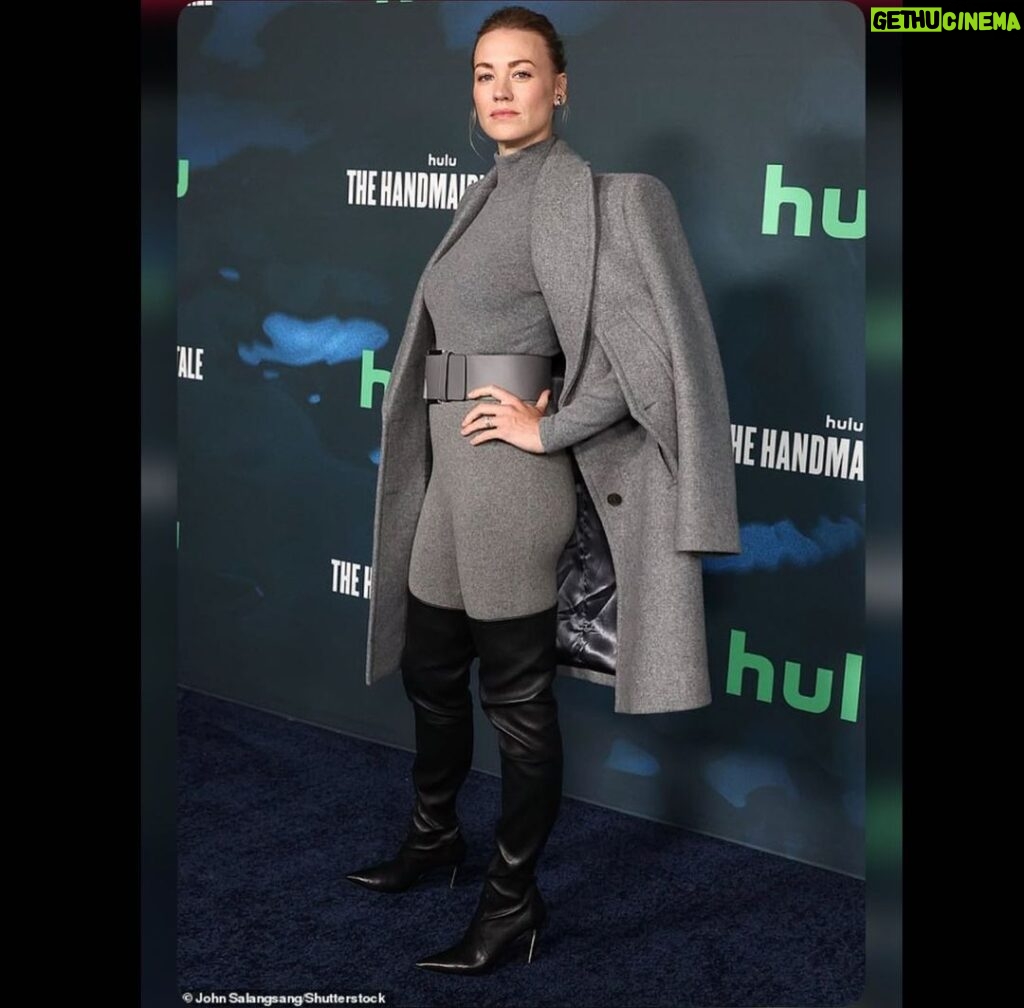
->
[424, 350, 553, 403]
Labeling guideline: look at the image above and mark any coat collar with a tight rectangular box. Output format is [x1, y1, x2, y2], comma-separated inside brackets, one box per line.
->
[427, 135, 597, 405]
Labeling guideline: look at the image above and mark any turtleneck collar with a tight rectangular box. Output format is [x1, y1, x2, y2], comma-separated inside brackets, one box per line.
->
[492, 132, 558, 189]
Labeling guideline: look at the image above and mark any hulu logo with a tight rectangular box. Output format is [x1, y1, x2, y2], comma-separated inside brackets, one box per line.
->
[726, 629, 862, 721]
[361, 349, 391, 409]
[178, 159, 189, 199]
[761, 163, 865, 239]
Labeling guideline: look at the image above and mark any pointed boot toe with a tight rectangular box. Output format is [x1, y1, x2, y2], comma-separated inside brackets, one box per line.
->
[345, 868, 379, 888]
[345, 832, 467, 893]
[415, 925, 540, 975]
[345, 866, 412, 893]
[414, 942, 481, 974]
[345, 863, 400, 893]
[414, 881, 545, 974]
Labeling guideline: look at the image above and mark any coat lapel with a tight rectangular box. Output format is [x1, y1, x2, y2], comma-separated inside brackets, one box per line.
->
[530, 137, 596, 404]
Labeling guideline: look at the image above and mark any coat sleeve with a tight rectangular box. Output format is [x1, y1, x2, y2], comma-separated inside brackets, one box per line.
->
[624, 174, 741, 556]
[537, 339, 631, 453]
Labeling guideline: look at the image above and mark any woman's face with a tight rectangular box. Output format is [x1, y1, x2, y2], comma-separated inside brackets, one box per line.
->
[473, 28, 566, 155]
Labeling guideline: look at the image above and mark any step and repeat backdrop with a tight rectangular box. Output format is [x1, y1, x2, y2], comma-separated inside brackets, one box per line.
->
[177, 1, 864, 876]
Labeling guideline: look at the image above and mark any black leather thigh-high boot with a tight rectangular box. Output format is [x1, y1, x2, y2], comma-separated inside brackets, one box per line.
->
[346, 588, 477, 893]
[415, 602, 562, 973]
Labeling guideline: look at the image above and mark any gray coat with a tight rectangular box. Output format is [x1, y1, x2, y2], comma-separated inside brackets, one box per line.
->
[364, 136, 741, 714]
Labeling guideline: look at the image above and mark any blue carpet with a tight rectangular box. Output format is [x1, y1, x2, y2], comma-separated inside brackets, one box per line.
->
[177, 688, 864, 1006]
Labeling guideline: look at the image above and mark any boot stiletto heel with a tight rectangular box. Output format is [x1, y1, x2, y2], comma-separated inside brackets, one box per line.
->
[526, 926, 538, 964]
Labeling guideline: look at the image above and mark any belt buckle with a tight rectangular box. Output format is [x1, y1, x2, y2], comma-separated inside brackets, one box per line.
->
[425, 350, 467, 402]
[423, 348, 468, 399]
[446, 352, 467, 401]
[425, 349, 446, 403]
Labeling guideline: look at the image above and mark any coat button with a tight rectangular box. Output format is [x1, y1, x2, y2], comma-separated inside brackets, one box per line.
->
[607, 492, 622, 506]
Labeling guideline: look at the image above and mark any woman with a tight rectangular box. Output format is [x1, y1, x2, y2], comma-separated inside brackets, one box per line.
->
[349, 4, 740, 976]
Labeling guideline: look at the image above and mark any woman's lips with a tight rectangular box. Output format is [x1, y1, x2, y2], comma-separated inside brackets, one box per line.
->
[491, 111, 518, 118]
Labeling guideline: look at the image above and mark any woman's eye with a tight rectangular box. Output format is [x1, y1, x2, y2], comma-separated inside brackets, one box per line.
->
[476, 71, 532, 82]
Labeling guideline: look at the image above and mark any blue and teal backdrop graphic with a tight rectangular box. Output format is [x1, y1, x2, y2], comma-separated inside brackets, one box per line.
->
[177, 1, 865, 876]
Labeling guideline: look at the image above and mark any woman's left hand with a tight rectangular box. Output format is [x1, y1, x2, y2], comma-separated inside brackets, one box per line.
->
[461, 385, 552, 454]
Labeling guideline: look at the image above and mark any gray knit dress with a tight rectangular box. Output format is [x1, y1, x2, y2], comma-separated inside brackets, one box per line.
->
[407, 133, 630, 620]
